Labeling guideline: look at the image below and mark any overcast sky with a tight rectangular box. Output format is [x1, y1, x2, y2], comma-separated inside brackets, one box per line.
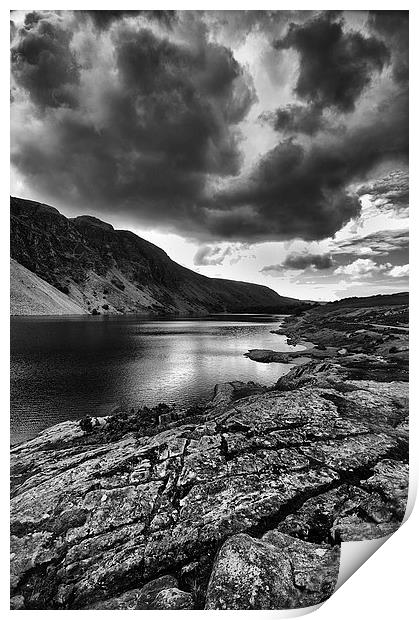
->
[10, 10, 408, 300]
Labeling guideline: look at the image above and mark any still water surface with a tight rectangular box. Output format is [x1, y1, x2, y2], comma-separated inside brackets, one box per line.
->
[10, 314, 302, 445]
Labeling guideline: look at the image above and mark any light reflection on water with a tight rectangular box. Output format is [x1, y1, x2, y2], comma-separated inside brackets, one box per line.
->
[10, 314, 303, 445]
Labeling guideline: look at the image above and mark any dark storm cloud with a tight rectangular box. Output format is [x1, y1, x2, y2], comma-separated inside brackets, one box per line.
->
[206, 141, 362, 241]
[209, 83, 407, 241]
[261, 252, 333, 275]
[368, 11, 408, 84]
[11, 12, 256, 233]
[260, 103, 326, 136]
[357, 169, 409, 213]
[213, 11, 407, 243]
[334, 229, 409, 258]
[83, 10, 176, 30]
[274, 12, 389, 112]
[284, 253, 333, 270]
[11, 11, 80, 109]
[113, 27, 253, 173]
[11, 11, 408, 243]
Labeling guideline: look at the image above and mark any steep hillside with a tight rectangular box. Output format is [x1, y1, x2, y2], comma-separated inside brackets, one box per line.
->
[10, 259, 86, 316]
[10, 197, 300, 316]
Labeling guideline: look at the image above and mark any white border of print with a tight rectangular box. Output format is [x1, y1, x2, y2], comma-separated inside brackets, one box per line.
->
[2, 2, 417, 619]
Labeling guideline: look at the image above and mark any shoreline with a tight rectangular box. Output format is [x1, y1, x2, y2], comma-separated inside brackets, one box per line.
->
[10, 310, 294, 320]
[10, 313, 291, 447]
[10, 300, 409, 610]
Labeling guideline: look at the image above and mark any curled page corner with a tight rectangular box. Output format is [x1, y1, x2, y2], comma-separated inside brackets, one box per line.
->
[265, 537, 393, 619]
[282, 476, 416, 618]
[335, 536, 390, 591]
[226, 603, 325, 619]
[335, 476, 416, 593]
[225, 604, 324, 619]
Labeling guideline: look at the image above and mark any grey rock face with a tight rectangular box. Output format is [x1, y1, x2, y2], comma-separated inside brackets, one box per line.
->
[88, 576, 194, 609]
[205, 532, 339, 609]
[153, 588, 194, 609]
[10, 374, 407, 610]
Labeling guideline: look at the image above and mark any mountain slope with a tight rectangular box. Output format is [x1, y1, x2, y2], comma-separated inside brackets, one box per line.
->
[10, 258, 86, 316]
[10, 197, 301, 316]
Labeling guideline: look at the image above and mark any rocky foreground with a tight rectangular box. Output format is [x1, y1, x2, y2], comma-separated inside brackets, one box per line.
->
[10, 298, 409, 610]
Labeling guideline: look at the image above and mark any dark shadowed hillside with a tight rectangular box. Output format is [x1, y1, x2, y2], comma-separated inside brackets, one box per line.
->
[10, 197, 302, 315]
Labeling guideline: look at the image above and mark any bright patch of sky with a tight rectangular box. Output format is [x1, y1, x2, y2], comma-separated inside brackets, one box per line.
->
[143, 190, 408, 301]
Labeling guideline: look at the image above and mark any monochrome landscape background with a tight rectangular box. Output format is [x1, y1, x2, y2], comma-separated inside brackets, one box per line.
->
[10, 9, 409, 613]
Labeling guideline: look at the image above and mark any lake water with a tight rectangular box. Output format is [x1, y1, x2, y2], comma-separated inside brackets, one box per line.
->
[10, 314, 303, 445]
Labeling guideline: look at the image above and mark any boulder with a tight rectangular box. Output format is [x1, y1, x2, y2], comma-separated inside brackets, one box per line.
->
[205, 532, 339, 609]
[153, 588, 194, 609]
[89, 575, 180, 609]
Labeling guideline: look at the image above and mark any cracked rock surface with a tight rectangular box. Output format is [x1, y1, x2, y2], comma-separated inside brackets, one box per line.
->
[10, 378, 408, 609]
[205, 532, 339, 609]
[10, 301, 408, 610]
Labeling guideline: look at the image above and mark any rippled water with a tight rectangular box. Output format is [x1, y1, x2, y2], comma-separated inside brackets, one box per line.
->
[10, 314, 302, 445]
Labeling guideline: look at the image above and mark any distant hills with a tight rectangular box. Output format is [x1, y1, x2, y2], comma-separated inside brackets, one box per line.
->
[10, 197, 303, 316]
[299, 290, 408, 330]
[326, 292, 408, 308]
